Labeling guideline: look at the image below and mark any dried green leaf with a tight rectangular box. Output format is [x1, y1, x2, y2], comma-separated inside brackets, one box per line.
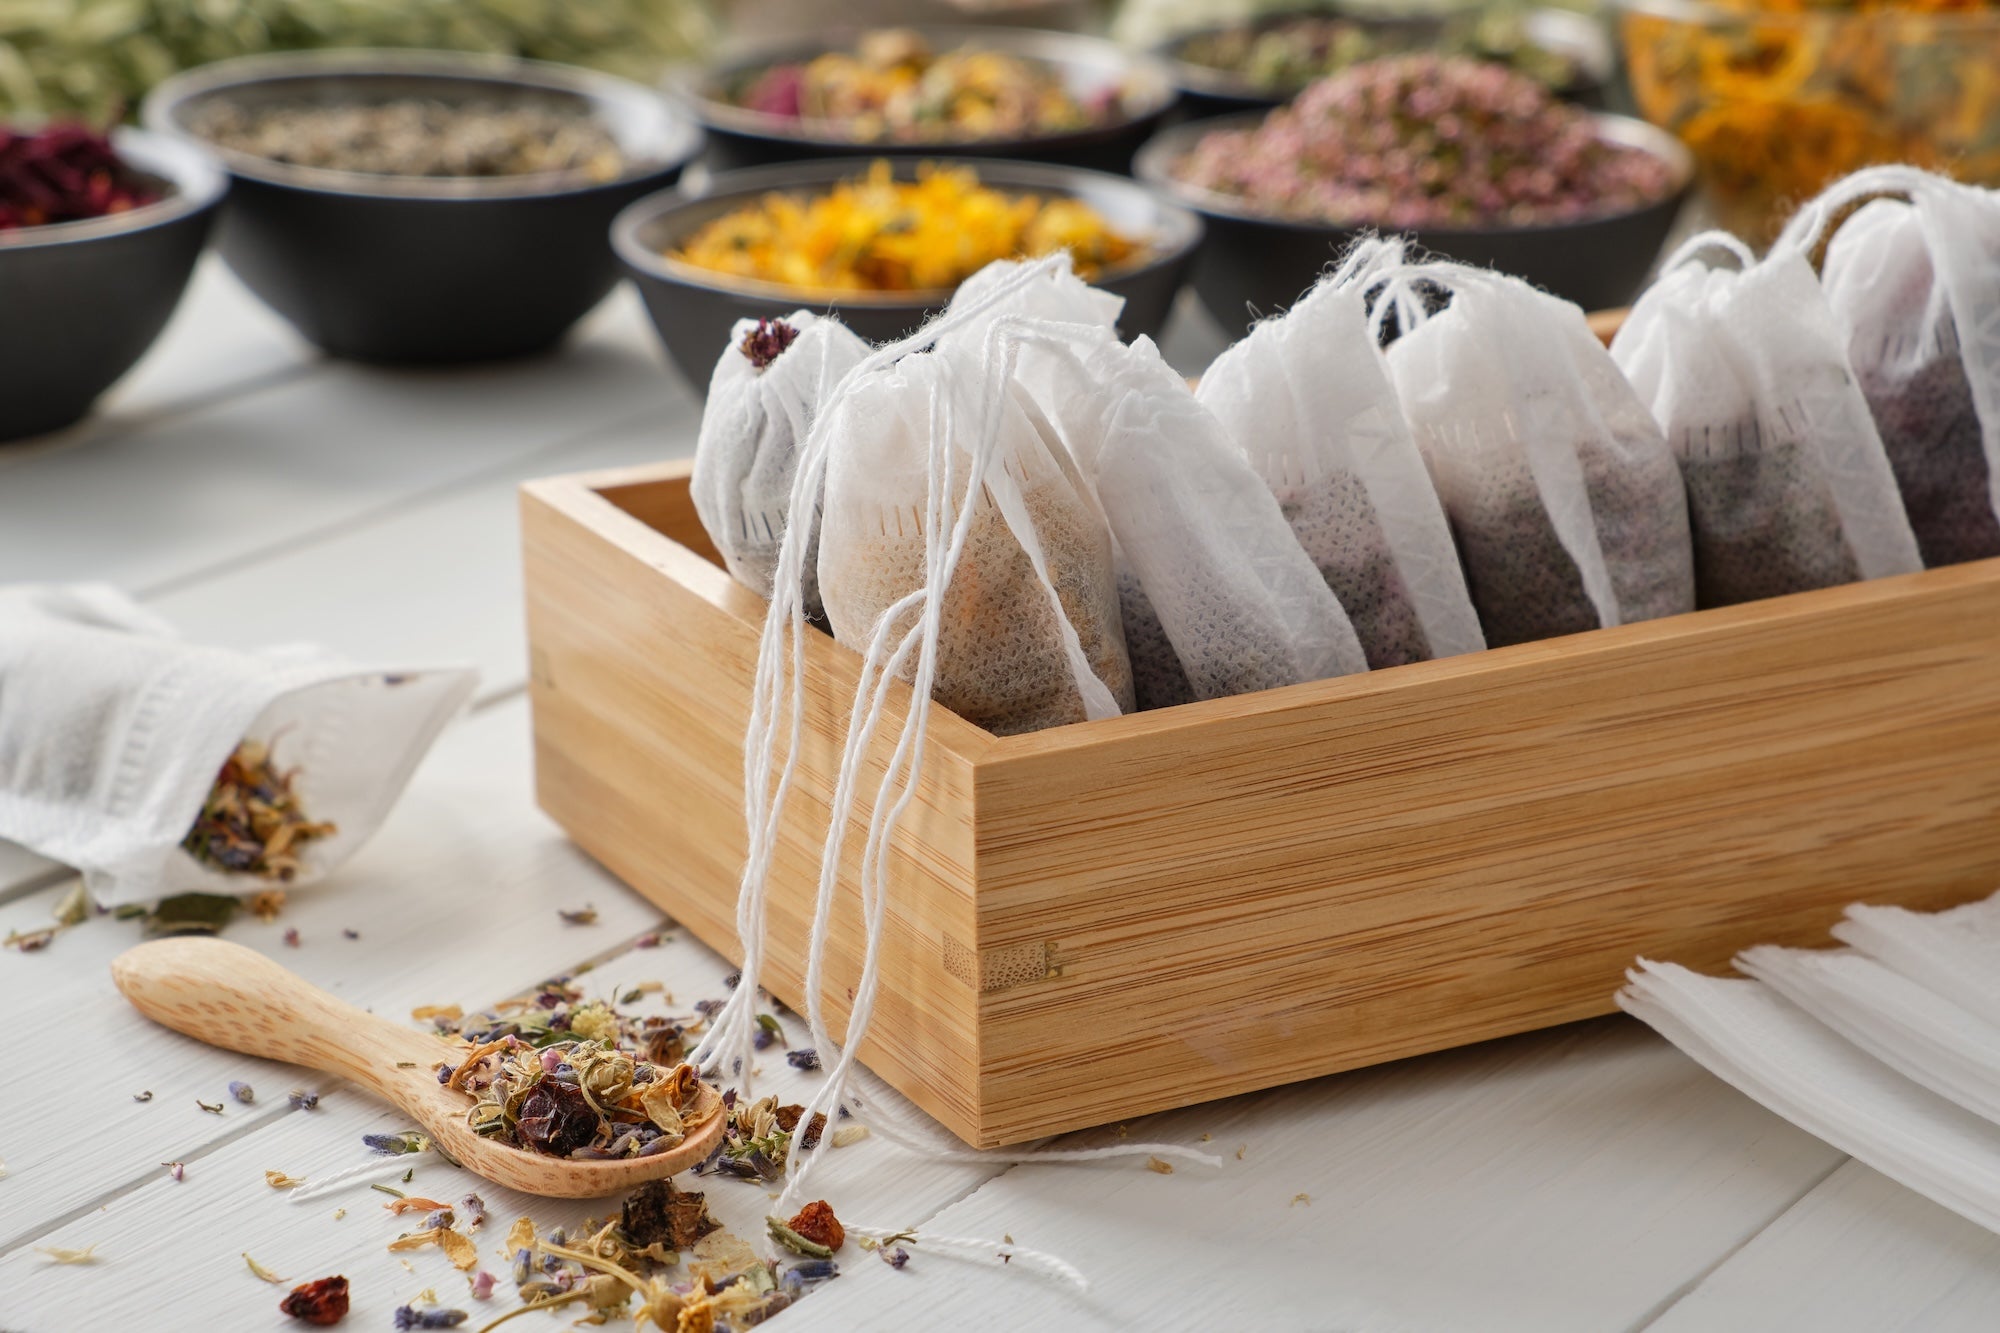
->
[146, 893, 238, 938]
[766, 1217, 833, 1259]
[113, 903, 147, 920]
[52, 882, 90, 927]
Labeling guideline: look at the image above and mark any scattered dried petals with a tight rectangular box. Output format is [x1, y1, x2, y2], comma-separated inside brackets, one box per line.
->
[163, 1161, 185, 1182]
[468, 1269, 496, 1301]
[35, 1244, 99, 1264]
[830, 1125, 871, 1149]
[786, 1047, 820, 1071]
[557, 905, 598, 926]
[620, 1179, 718, 1251]
[384, 1197, 452, 1215]
[283, 927, 301, 947]
[289, 1089, 319, 1111]
[411, 1004, 462, 1023]
[4, 927, 56, 952]
[245, 1252, 288, 1283]
[1290, 1192, 1311, 1207]
[197, 1098, 224, 1114]
[266, 1170, 307, 1189]
[458, 1194, 486, 1230]
[363, 1131, 430, 1156]
[280, 1275, 349, 1325]
[248, 889, 287, 922]
[438, 1228, 479, 1271]
[1147, 1157, 1174, 1175]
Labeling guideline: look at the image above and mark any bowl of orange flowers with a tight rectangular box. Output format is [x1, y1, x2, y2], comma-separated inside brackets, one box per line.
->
[1620, 0, 2000, 243]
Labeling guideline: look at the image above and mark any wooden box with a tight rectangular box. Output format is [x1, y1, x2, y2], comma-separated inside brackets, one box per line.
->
[523, 459, 2000, 1148]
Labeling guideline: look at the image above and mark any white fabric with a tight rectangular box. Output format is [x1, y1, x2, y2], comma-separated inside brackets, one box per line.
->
[1619, 960, 2000, 1236]
[1613, 232, 1921, 606]
[0, 583, 475, 905]
[1788, 167, 2000, 566]
[691, 309, 871, 615]
[1198, 272, 1485, 668]
[1378, 265, 1693, 648]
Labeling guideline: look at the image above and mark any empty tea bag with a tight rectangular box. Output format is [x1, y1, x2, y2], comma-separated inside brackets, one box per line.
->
[1787, 167, 2000, 567]
[1378, 263, 1693, 647]
[1620, 960, 2000, 1235]
[691, 309, 871, 618]
[1198, 270, 1485, 668]
[1613, 232, 1921, 607]
[1833, 893, 2000, 1031]
[0, 583, 476, 906]
[814, 343, 1132, 735]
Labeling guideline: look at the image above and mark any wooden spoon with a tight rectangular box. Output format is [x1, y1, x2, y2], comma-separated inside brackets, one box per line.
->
[111, 936, 725, 1199]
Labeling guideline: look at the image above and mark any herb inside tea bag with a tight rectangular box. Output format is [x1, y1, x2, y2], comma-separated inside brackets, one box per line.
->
[180, 740, 336, 882]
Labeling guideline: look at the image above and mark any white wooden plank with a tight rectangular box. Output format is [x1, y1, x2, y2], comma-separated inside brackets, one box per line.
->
[0, 288, 683, 593]
[1645, 1162, 2000, 1332]
[793, 1019, 1846, 1333]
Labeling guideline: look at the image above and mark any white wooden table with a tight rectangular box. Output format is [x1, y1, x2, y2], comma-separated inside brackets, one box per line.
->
[3, 262, 1997, 1331]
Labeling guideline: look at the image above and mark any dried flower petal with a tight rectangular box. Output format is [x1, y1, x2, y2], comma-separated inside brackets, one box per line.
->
[266, 1170, 306, 1189]
[364, 1131, 430, 1156]
[830, 1125, 870, 1149]
[556, 905, 598, 926]
[163, 1161, 185, 1182]
[248, 889, 287, 922]
[411, 1004, 462, 1023]
[133, 1091, 153, 1103]
[245, 1252, 288, 1283]
[35, 1244, 98, 1264]
[280, 1275, 349, 1325]
[52, 881, 90, 927]
[1146, 1157, 1174, 1175]
[468, 1269, 496, 1301]
[620, 1180, 719, 1252]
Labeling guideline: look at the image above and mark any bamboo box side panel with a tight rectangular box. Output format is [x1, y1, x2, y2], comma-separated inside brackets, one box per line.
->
[968, 563, 2000, 1141]
[520, 468, 991, 1141]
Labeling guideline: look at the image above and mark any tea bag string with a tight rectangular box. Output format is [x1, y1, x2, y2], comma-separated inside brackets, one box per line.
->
[1661, 229, 1755, 276]
[687, 256, 1070, 1086]
[1774, 163, 1942, 266]
[848, 1224, 1090, 1291]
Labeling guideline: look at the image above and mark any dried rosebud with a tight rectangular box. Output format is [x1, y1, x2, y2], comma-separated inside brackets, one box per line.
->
[739, 318, 800, 371]
[787, 1200, 845, 1251]
[515, 1079, 596, 1157]
[279, 1275, 349, 1325]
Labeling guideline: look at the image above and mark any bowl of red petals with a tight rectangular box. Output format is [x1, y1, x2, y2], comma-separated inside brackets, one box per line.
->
[0, 124, 226, 442]
[1135, 54, 1692, 336]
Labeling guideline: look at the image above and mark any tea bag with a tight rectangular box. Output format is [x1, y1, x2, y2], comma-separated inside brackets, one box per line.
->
[942, 258, 1364, 708]
[0, 583, 476, 906]
[814, 344, 1132, 735]
[1788, 168, 2000, 568]
[1612, 233, 1921, 607]
[691, 310, 871, 618]
[1198, 271, 1485, 668]
[1378, 264, 1694, 647]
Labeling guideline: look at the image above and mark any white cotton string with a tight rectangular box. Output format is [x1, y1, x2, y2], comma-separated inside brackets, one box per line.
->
[849, 1226, 1091, 1292]
[846, 1085, 1225, 1170]
[1661, 229, 1756, 275]
[1774, 163, 1937, 262]
[286, 1149, 431, 1202]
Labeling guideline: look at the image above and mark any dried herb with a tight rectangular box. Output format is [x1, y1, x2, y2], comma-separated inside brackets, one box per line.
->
[0, 125, 159, 231]
[289, 1089, 319, 1111]
[133, 1090, 153, 1103]
[1146, 1157, 1174, 1175]
[516, 1080, 597, 1157]
[245, 1252, 288, 1284]
[767, 1216, 833, 1260]
[146, 892, 239, 938]
[786, 1047, 820, 1071]
[364, 1131, 431, 1156]
[556, 905, 598, 926]
[459, 1194, 486, 1231]
[230, 1080, 256, 1104]
[619, 1179, 718, 1252]
[187, 98, 624, 181]
[468, 1270, 496, 1301]
[883, 1246, 910, 1270]
[372, 1184, 406, 1199]
[197, 1099, 224, 1114]
[267, 1170, 306, 1189]
[785, 1201, 845, 1252]
[830, 1125, 870, 1149]
[2, 926, 56, 952]
[283, 927, 302, 948]
[248, 889, 287, 922]
[280, 1275, 350, 1326]
[180, 740, 336, 882]
[162, 1161, 185, 1182]
[392, 1305, 468, 1330]
[36, 1243, 99, 1264]
[1291, 1192, 1311, 1206]
[740, 318, 800, 371]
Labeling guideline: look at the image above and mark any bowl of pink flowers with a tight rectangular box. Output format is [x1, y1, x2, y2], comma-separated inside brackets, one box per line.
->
[0, 124, 226, 442]
[1135, 53, 1692, 336]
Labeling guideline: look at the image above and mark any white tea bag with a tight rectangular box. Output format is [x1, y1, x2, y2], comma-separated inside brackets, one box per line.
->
[1613, 233, 1921, 606]
[1199, 273, 1485, 667]
[814, 345, 1132, 735]
[1788, 167, 2000, 567]
[691, 310, 870, 617]
[1380, 265, 1694, 647]
[0, 584, 476, 906]
[1061, 334, 1368, 708]
[1834, 894, 2000, 1031]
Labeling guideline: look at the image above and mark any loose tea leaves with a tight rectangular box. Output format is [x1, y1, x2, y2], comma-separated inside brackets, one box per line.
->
[620, 1179, 719, 1252]
[187, 98, 623, 182]
[180, 740, 335, 882]
[146, 892, 239, 937]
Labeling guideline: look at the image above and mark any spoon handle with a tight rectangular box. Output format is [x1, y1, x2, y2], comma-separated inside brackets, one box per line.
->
[112, 936, 451, 1102]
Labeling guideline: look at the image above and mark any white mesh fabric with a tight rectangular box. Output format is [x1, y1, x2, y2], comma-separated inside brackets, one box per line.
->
[691, 310, 870, 616]
[1614, 239, 1920, 607]
[1197, 276, 1485, 668]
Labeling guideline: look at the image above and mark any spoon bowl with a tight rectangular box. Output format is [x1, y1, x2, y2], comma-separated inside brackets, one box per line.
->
[111, 936, 724, 1198]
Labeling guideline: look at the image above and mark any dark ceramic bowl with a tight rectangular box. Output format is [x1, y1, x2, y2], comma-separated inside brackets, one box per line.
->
[1156, 6, 1616, 120]
[143, 49, 703, 364]
[0, 130, 226, 443]
[1134, 110, 1691, 338]
[676, 26, 1178, 174]
[612, 156, 1204, 391]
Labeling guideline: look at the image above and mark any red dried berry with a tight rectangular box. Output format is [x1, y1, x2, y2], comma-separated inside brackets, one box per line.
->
[280, 1275, 350, 1325]
[787, 1199, 845, 1251]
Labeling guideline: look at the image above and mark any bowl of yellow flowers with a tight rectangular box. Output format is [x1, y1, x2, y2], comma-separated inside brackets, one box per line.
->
[612, 156, 1203, 389]
[1620, 0, 2000, 243]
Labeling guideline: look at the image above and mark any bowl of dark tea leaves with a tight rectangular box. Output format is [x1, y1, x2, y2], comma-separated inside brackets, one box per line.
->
[143, 48, 703, 363]
[0, 124, 226, 443]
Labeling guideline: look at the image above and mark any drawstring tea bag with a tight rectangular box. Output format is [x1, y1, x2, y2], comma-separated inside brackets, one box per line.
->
[0, 583, 476, 906]
[1612, 230, 1921, 606]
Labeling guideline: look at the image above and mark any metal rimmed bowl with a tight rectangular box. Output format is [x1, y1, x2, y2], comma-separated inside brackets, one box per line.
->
[143, 49, 704, 364]
[0, 129, 226, 443]
[676, 26, 1179, 174]
[1155, 6, 1616, 119]
[1134, 109, 1693, 338]
[611, 156, 1205, 391]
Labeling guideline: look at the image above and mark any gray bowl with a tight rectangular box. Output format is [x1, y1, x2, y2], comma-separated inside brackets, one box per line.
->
[143, 49, 704, 364]
[676, 26, 1179, 174]
[0, 129, 227, 443]
[1134, 110, 1691, 337]
[613, 156, 1205, 391]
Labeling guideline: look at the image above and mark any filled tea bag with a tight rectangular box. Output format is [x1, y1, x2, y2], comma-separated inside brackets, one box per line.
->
[1785, 168, 2000, 568]
[1198, 270, 1485, 668]
[1613, 232, 1921, 606]
[941, 257, 1364, 708]
[1376, 263, 1694, 647]
[691, 310, 870, 618]
[814, 343, 1132, 735]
